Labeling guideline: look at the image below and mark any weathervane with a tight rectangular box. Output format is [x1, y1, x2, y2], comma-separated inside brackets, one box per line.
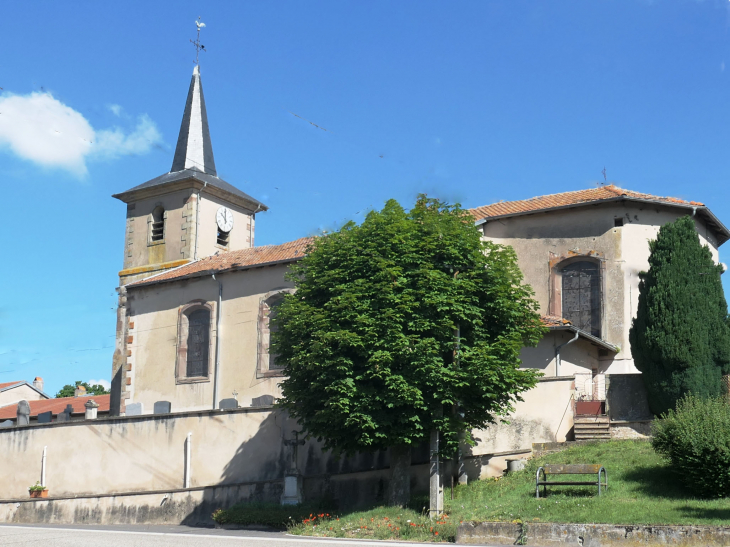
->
[191, 16, 207, 65]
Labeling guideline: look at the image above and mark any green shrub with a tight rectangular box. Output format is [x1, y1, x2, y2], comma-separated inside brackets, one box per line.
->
[652, 395, 730, 498]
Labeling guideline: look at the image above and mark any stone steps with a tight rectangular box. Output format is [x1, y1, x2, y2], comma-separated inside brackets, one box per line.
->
[574, 415, 611, 440]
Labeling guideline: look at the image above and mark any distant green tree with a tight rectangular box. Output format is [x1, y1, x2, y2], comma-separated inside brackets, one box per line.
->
[55, 381, 110, 398]
[273, 196, 545, 506]
[629, 216, 730, 415]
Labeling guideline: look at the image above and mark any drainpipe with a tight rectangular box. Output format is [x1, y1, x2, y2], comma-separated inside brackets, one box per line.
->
[194, 181, 208, 260]
[555, 329, 579, 377]
[212, 274, 222, 410]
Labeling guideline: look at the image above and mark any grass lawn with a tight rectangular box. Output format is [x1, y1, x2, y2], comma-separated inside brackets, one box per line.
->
[217, 440, 730, 542]
[447, 439, 730, 527]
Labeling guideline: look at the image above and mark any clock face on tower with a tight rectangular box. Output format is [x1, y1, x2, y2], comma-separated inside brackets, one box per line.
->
[216, 206, 234, 232]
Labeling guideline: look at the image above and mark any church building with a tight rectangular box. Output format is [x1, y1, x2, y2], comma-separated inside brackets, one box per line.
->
[109, 63, 729, 467]
[2, 63, 729, 525]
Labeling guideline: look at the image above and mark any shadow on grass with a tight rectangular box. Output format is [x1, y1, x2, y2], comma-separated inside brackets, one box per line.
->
[677, 506, 730, 522]
[621, 464, 695, 500]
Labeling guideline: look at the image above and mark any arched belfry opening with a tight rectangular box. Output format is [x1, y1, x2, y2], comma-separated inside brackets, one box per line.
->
[150, 206, 165, 242]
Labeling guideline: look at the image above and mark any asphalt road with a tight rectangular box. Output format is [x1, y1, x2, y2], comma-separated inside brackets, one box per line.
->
[0, 524, 495, 546]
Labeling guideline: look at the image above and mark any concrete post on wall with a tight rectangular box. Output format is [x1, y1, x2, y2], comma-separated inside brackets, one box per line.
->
[429, 429, 443, 518]
[184, 433, 192, 488]
[85, 400, 99, 420]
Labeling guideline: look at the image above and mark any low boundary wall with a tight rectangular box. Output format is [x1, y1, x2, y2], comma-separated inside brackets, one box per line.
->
[0, 377, 575, 525]
[457, 521, 730, 546]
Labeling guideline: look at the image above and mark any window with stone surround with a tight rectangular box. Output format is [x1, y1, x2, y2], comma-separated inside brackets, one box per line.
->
[176, 300, 214, 383]
[257, 289, 295, 377]
[561, 261, 602, 337]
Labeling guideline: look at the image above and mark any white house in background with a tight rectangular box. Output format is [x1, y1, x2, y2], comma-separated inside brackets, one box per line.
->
[0, 378, 49, 409]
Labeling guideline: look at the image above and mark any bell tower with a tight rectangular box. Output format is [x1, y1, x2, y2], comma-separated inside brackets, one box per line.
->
[110, 61, 267, 416]
[112, 65, 267, 287]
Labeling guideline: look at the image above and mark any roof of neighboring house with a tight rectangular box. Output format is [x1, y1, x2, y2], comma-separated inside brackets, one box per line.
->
[0, 394, 111, 421]
[127, 236, 314, 288]
[541, 315, 618, 352]
[470, 185, 729, 245]
[0, 380, 50, 399]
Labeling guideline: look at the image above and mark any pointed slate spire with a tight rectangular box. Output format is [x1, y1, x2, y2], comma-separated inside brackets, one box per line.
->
[171, 65, 217, 176]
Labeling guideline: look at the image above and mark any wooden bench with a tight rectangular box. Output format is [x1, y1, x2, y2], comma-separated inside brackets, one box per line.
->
[535, 464, 607, 498]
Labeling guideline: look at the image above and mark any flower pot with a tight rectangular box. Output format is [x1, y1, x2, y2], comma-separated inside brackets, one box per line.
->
[29, 489, 48, 498]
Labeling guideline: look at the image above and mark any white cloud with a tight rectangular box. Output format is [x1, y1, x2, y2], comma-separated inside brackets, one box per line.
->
[0, 91, 163, 177]
[88, 379, 111, 391]
[96, 115, 162, 159]
[108, 104, 123, 117]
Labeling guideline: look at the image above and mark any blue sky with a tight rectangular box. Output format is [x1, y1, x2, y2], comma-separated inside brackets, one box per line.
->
[3, 0, 730, 395]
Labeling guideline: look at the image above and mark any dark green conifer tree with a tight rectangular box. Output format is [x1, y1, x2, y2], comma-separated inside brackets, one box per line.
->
[629, 216, 730, 415]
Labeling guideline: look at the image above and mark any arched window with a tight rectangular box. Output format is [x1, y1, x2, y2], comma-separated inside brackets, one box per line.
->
[186, 309, 210, 377]
[562, 261, 601, 337]
[150, 206, 165, 242]
[257, 289, 295, 377]
[176, 301, 213, 383]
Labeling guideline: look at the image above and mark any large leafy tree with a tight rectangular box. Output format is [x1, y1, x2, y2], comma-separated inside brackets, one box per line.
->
[629, 216, 730, 416]
[273, 196, 545, 505]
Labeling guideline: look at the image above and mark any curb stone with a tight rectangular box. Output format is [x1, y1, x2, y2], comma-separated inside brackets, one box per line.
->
[456, 521, 730, 546]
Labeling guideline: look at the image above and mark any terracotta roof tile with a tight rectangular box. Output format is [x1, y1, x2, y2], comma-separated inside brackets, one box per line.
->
[541, 315, 572, 328]
[0, 394, 110, 421]
[0, 381, 23, 390]
[469, 185, 704, 220]
[128, 236, 314, 288]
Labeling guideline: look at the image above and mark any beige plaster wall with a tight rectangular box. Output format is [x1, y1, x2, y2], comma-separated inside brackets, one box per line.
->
[122, 189, 193, 271]
[465, 377, 574, 479]
[483, 202, 721, 374]
[0, 409, 293, 500]
[0, 385, 46, 408]
[196, 192, 255, 257]
[0, 388, 570, 502]
[126, 264, 292, 413]
[519, 331, 600, 377]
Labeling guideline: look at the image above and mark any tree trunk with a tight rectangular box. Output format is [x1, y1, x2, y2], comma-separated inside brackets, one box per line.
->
[388, 444, 412, 506]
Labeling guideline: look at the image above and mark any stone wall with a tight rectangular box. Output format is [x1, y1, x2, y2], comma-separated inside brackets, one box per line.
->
[606, 374, 653, 421]
[457, 521, 730, 546]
